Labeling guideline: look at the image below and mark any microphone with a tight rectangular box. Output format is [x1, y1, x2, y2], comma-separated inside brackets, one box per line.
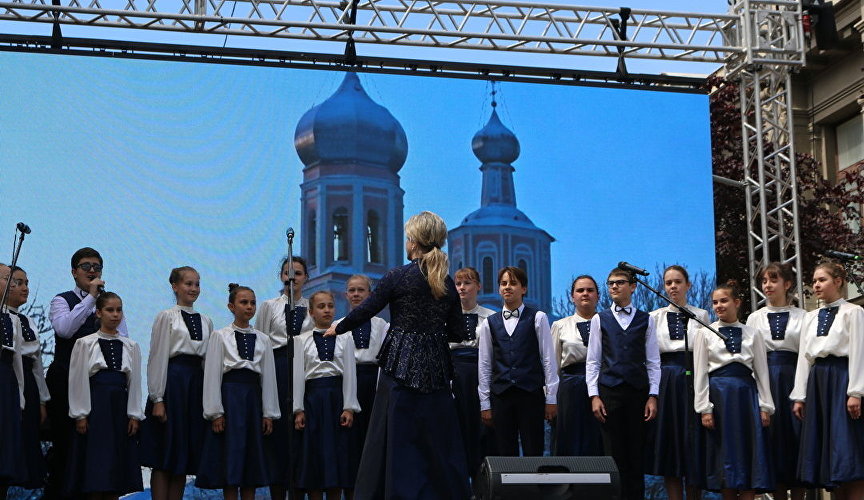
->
[16, 222, 31, 234]
[826, 250, 862, 261]
[618, 261, 650, 276]
[286, 227, 295, 244]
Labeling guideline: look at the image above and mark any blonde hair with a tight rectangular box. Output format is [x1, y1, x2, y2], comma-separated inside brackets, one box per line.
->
[405, 211, 449, 299]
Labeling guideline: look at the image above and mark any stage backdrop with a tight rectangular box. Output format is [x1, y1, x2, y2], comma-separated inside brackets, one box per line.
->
[0, 52, 715, 382]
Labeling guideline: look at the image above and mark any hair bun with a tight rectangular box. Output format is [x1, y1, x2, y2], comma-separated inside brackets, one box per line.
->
[725, 279, 739, 288]
[228, 283, 239, 292]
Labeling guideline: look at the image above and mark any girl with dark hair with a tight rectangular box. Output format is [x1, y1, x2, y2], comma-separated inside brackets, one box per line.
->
[196, 284, 280, 500]
[693, 282, 773, 498]
[141, 267, 213, 500]
[551, 275, 603, 456]
[792, 262, 864, 498]
[65, 292, 144, 498]
[646, 265, 710, 499]
[255, 256, 312, 499]
[0, 264, 25, 498]
[4, 267, 49, 491]
[746, 262, 806, 500]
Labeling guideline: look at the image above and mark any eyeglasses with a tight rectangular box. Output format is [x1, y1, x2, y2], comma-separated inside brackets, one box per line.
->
[606, 279, 630, 287]
[76, 263, 103, 272]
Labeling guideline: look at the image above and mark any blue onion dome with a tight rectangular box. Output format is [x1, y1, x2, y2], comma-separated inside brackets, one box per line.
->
[295, 72, 408, 172]
[471, 107, 520, 164]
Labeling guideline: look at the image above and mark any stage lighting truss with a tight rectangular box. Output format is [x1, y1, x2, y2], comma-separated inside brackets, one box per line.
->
[0, 0, 807, 306]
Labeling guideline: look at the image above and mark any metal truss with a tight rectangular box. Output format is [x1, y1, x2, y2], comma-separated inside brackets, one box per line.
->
[0, 0, 808, 302]
[729, 0, 805, 306]
[0, 0, 800, 67]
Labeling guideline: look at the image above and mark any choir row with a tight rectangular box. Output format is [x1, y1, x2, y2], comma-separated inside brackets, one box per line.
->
[0, 246, 862, 500]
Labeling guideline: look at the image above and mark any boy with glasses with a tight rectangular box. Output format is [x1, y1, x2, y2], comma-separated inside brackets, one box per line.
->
[585, 267, 660, 500]
[45, 247, 127, 499]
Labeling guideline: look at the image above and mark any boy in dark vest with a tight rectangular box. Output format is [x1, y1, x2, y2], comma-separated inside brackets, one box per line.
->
[586, 267, 660, 500]
[478, 266, 558, 456]
[45, 247, 127, 499]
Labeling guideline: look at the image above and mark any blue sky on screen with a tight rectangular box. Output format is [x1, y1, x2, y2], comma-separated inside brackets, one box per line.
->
[0, 46, 713, 372]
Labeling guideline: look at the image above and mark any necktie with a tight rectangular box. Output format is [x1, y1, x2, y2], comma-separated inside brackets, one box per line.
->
[503, 309, 520, 320]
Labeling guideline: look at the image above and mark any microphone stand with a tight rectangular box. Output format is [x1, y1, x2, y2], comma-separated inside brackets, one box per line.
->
[1, 224, 29, 316]
[632, 274, 726, 495]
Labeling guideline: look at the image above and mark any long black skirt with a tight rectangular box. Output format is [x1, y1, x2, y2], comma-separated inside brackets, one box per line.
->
[350, 363, 379, 480]
[645, 352, 703, 481]
[267, 345, 294, 487]
[451, 348, 496, 477]
[697, 362, 773, 492]
[553, 362, 602, 456]
[295, 376, 352, 490]
[766, 350, 802, 487]
[798, 355, 864, 488]
[0, 351, 23, 485]
[354, 371, 470, 500]
[196, 369, 270, 489]
[64, 370, 143, 495]
[15, 356, 46, 488]
[140, 354, 206, 475]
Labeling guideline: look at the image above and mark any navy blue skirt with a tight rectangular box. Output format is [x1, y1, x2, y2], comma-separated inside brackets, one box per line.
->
[645, 352, 703, 480]
[64, 370, 143, 495]
[553, 362, 602, 457]
[0, 351, 23, 484]
[295, 376, 352, 490]
[16, 356, 46, 488]
[140, 354, 206, 475]
[354, 371, 470, 500]
[350, 363, 379, 480]
[451, 348, 496, 476]
[766, 350, 802, 487]
[267, 345, 294, 486]
[195, 369, 271, 489]
[798, 356, 864, 488]
[697, 362, 773, 492]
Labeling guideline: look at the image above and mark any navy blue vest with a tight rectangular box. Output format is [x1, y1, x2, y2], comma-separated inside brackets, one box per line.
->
[598, 308, 649, 389]
[54, 291, 98, 369]
[489, 307, 544, 395]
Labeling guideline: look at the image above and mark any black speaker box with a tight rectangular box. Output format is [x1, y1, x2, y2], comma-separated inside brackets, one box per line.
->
[476, 455, 621, 500]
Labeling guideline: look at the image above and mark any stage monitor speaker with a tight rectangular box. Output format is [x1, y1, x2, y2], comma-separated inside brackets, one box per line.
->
[476, 456, 620, 500]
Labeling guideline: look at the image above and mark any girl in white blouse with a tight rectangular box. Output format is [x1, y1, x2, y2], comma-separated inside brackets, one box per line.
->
[449, 267, 495, 477]
[336, 274, 389, 484]
[66, 292, 144, 498]
[646, 265, 710, 500]
[5, 266, 50, 490]
[693, 282, 774, 498]
[141, 266, 213, 500]
[293, 291, 360, 500]
[551, 274, 603, 457]
[791, 262, 864, 497]
[196, 284, 279, 500]
[746, 262, 806, 500]
[0, 264, 25, 495]
[254, 256, 312, 500]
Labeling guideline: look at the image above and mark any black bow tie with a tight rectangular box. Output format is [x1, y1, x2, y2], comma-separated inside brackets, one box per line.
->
[615, 305, 632, 315]
[503, 309, 520, 320]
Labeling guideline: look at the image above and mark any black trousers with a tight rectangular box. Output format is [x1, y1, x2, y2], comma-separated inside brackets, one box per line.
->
[490, 387, 545, 457]
[599, 383, 648, 500]
[44, 364, 80, 500]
